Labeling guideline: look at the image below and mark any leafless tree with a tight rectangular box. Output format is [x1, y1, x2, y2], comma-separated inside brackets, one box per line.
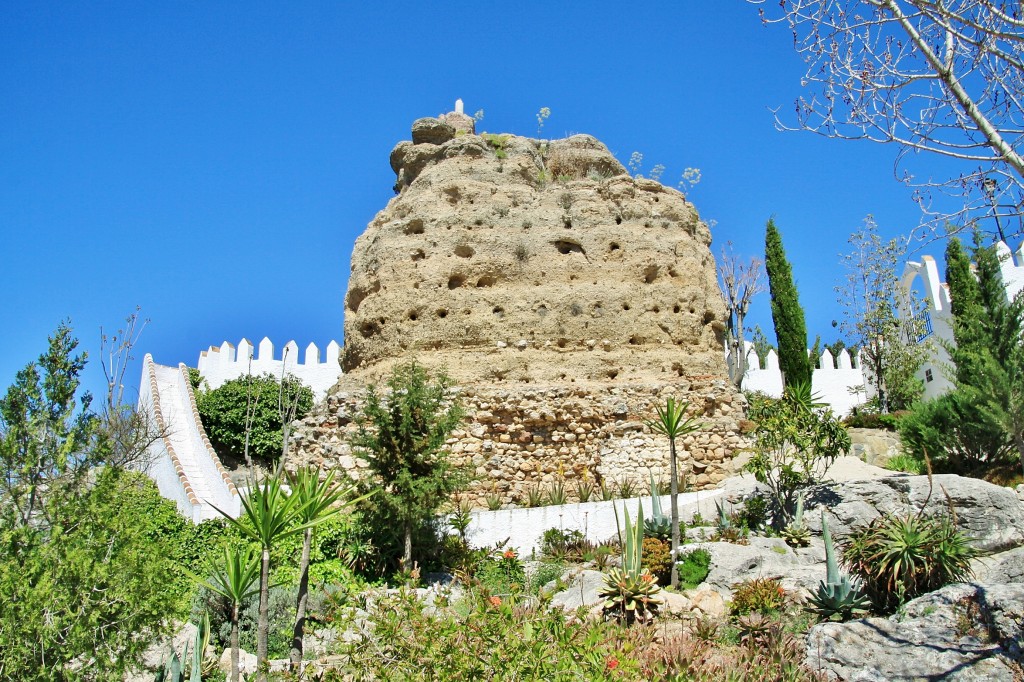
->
[718, 242, 767, 389]
[751, 0, 1024, 243]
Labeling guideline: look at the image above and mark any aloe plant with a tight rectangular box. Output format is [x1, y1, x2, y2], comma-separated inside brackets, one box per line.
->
[644, 472, 672, 541]
[781, 492, 811, 547]
[807, 511, 871, 621]
[602, 500, 661, 623]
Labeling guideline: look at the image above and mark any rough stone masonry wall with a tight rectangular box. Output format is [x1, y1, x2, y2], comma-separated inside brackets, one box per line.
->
[290, 376, 746, 508]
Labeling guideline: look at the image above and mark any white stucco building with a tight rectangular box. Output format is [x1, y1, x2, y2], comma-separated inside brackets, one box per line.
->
[901, 240, 1024, 400]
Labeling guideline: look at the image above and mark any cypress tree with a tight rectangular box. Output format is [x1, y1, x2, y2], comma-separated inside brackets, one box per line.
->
[764, 218, 811, 387]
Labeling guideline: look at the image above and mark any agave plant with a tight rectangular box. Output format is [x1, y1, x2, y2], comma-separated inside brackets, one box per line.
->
[574, 472, 595, 503]
[155, 612, 211, 682]
[600, 500, 661, 624]
[807, 511, 871, 621]
[644, 472, 673, 541]
[780, 492, 811, 548]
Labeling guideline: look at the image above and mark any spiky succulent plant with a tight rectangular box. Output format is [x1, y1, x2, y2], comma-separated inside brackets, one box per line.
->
[602, 500, 661, 624]
[807, 511, 871, 621]
[781, 492, 811, 548]
[643, 472, 673, 541]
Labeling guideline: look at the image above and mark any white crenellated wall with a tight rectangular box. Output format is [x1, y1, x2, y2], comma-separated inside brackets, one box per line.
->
[730, 345, 868, 417]
[901, 240, 1024, 401]
[197, 337, 342, 400]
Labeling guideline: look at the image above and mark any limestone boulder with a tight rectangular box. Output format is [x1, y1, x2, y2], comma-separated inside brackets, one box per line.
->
[549, 569, 607, 612]
[695, 537, 827, 598]
[218, 647, 258, 676]
[411, 117, 455, 145]
[807, 582, 1024, 681]
[803, 474, 1024, 553]
[972, 545, 1024, 585]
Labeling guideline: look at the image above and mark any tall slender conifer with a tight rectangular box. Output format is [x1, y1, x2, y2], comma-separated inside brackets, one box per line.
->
[764, 218, 811, 387]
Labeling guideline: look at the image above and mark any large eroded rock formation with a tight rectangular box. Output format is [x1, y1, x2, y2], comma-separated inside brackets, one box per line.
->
[293, 111, 744, 506]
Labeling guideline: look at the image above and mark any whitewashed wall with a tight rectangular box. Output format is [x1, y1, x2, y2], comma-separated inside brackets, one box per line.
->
[732, 346, 868, 417]
[197, 337, 342, 400]
[457, 489, 725, 556]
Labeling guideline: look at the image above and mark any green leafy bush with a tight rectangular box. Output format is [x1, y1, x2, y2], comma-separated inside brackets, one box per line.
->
[885, 453, 925, 474]
[641, 537, 673, 584]
[677, 548, 712, 589]
[842, 513, 978, 612]
[539, 527, 585, 559]
[730, 577, 790, 616]
[476, 548, 526, 595]
[843, 412, 902, 431]
[195, 372, 313, 466]
[526, 560, 566, 595]
[736, 494, 770, 531]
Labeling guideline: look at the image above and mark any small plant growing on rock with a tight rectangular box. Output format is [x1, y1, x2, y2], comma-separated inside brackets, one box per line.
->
[485, 483, 502, 511]
[677, 548, 712, 589]
[781, 492, 811, 548]
[730, 577, 789, 616]
[600, 501, 661, 624]
[807, 511, 871, 621]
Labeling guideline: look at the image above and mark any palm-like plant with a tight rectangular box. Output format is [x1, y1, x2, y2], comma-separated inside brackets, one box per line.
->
[644, 398, 703, 589]
[285, 466, 357, 671]
[215, 473, 309, 681]
[193, 546, 260, 682]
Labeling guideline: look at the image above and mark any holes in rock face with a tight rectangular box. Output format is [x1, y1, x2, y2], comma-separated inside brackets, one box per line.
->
[474, 218, 484, 226]
[609, 242, 620, 251]
[643, 265, 659, 284]
[463, 308, 471, 315]
[403, 219, 425, 236]
[359, 321, 379, 338]
[492, 306, 504, 318]
[703, 311, 715, 325]
[689, 307, 696, 314]
[672, 362, 685, 377]
[536, 305, 548, 317]
[413, 282, 420, 289]
[569, 274, 579, 281]
[443, 187, 460, 205]
[454, 244, 474, 258]
[346, 280, 380, 313]
[669, 267, 679, 278]
[408, 310, 419, 321]
[654, 196, 660, 202]
[556, 338, 568, 348]
[607, 369, 619, 379]
[592, 304, 604, 317]
[629, 335, 645, 345]
[554, 239, 585, 256]
[563, 216, 572, 229]
[615, 215, 622, 225]
[411, 249, 426, 262]
[448, 275, 466, 290]
[622, 303, 631, 311]
[437, 309, 448, 319]
[476, 275, 497, 287]
[673, 304, 681, 314]
[570, 303, 583, 317]
[652, 305, 661, 313]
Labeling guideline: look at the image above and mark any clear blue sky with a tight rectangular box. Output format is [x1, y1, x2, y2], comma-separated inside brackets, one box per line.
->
[1, 2, 957, 401]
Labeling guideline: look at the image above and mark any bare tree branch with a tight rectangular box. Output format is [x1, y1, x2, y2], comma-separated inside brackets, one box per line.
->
[718, 242, 767, 389]
[751, 0, 1024, 244]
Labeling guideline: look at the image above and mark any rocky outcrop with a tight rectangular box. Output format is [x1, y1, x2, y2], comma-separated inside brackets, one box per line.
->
[800, 474, 1024, 554]
[807, 582, 1024, 681]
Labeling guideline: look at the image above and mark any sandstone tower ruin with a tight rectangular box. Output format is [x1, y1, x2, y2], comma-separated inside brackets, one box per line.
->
[293, 107, 746, 506]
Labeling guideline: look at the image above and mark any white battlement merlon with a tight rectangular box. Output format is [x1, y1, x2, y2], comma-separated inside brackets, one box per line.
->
[196, 337, 343, 400]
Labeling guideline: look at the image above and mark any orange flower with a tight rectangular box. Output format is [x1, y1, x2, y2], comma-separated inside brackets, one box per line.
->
[489, 596, 502, 607]
[503, 549, 517, 559]
[641, 573, 654, 583]
[606, 656, 619, 670]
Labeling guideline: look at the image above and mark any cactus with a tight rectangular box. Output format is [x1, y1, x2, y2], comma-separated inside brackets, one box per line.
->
[644, 472, 673, 541]
[781, 492, 811, 547]
[603, 499, 661, 623]
[807, 511, 871, 621]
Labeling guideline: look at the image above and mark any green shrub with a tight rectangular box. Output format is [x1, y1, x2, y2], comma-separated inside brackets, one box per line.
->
[730, 577, 790, 616]
[195, 372, 313, 466]
[885, 453, 924, 474]
[526, 560, 566, 595]
[641, 537, 673, 584]
[842, 513, 978, 612]
[677, 548, 711, 589]
[843, 412, 902, 431]
[475, 549, 526, 595]
[736, 494, 770, 531]
[539, 527, 585, 559]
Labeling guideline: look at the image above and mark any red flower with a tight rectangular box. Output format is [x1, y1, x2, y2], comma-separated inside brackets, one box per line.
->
[489, 596, 502, 607]
[606, 656, 619, 670]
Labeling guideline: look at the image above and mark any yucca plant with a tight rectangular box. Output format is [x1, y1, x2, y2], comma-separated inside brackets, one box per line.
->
[643, 472, 673, 541]
[807, 511, 871, 621]
[546, 479, 568, 506]
[191, 547, 260, 682]
[525, 482, 545, 508]
[574, 472, 595, 503]
[286, 466, 359, 671]
[599, 480, 616, 501]
[600, 500, 661, 624]
[214, 472, 313, 681]
[842, 511, 977, 612]
[645, 397, 704, 589]
[616, 477, 637, 499]
[780, 492, 811, 548]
